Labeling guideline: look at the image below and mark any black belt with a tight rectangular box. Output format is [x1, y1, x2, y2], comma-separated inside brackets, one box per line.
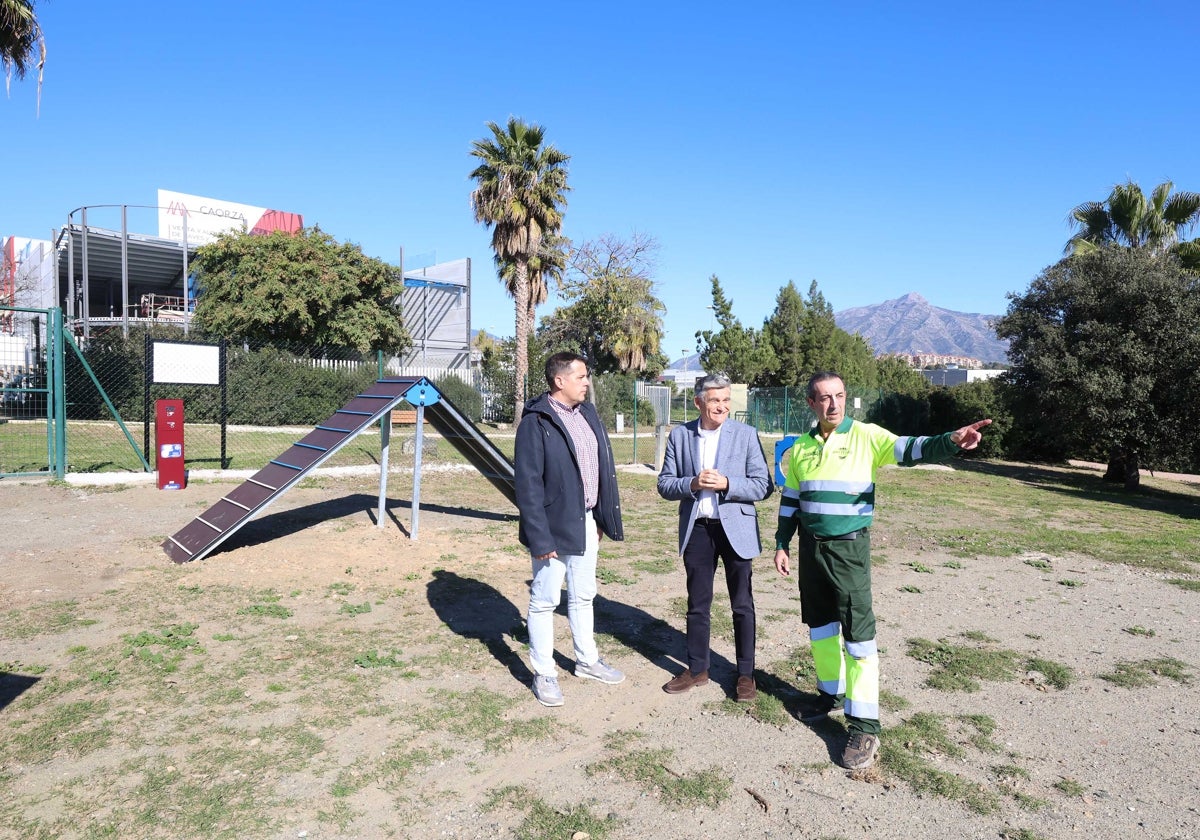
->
[695, 517, 722, 525]
[810, 529, 861, 542]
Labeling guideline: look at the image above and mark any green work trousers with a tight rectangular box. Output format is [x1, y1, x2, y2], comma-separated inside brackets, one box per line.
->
[798, 528, 880, 735]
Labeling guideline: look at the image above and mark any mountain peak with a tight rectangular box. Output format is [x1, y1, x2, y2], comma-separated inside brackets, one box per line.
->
[834, 295, 1009, 361]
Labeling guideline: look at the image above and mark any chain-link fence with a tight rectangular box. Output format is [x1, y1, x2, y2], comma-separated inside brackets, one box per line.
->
[0, 308, 52, 474]
[8, 313, 956, 479]
[1, 319, 682, 476]
[743, 385, 884, 435]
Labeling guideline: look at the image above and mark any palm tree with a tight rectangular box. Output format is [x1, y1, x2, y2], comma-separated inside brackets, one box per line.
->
[610, 298, 665, 373]
[1, 0, 46, 114]
[1066, 179, 1200, 269]
[496, 231, 570, 336]
[469, 118, 570, 419]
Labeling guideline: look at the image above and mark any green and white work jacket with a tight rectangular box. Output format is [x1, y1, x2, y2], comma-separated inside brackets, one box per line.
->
[775, 418, 960, 546]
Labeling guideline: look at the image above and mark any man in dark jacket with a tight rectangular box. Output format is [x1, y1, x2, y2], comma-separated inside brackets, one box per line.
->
[515, 352, 625, 707]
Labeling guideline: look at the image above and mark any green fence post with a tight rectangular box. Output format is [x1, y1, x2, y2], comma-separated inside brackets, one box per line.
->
[783, 386, 790, 436]
[51, 307, 66, 479]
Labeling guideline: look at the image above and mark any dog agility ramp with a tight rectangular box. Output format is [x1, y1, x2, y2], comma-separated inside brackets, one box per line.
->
[162, 377, 515, 563]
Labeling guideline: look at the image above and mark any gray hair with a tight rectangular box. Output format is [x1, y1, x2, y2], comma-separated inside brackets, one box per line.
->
[694, 372, 732, 398]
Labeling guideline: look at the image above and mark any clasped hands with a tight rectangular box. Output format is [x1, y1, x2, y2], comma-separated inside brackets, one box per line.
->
[691, 468, 729, 493]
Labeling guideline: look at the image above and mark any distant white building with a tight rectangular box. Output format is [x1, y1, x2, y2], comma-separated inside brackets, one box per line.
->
[920, 367, 1006, 387]
[659, 353, 705, 390]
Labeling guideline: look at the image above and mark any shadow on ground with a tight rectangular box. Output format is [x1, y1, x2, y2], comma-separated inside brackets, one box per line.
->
[957, 460, 1200, 520]
[210, 493, 516, 556]
[0, 672, 40, 711]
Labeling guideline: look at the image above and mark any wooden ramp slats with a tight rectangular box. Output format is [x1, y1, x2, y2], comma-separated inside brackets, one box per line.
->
[198, 499, 251, 529]
[253, 461, 311, 490]
[226, 481, 276, 508]
[301, 428, 353, 449]
[161, 375, 521, 564]
[162, 375, 422, 564]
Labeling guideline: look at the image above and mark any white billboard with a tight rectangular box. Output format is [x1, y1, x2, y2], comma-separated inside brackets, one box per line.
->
[157, 189, 303, 246]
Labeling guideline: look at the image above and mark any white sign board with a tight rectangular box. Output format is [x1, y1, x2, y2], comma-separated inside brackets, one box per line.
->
[157, 189, 269, 246]
[153, 341, 221, 385]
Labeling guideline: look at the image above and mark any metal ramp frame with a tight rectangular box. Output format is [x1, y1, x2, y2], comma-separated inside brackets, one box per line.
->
[162, 377, 515, 563]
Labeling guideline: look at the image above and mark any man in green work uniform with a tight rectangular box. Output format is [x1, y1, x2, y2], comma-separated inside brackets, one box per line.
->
[773, 371, 991, 770]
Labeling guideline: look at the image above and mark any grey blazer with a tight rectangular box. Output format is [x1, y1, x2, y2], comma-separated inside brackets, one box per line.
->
[656, 418, 774, 560]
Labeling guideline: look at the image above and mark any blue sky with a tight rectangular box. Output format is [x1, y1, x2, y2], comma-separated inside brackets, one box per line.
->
[4, 1, 1199, 362]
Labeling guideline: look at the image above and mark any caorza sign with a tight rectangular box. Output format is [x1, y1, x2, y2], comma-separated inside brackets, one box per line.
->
[157, 189, 303, 246]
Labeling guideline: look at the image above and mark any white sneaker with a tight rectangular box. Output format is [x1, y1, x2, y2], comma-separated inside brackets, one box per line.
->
[575, 658, 625, 685]
[532, 675, 564, 707]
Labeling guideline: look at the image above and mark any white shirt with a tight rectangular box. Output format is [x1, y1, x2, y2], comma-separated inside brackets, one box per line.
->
[695, 424, 722, 519]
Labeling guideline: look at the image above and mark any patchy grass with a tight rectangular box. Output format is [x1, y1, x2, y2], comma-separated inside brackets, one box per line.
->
[4, 465, 1199, 837]
[485, 785, 618, 840]
[906, 636, 1023, 692]
[1025, 657, 1074, 690]
[596, 566, 636, 586]
[586, 730, 731, 808]
[1053, 777, 1087, 797]
[1099, 657, 1193, 688]
[906, 635, 1074, 694]
[238, 603, 294, 619]
[880, 712, 1002, 814]
[1123, 625, 1156, 637]
[1, 600, 99, 640]
[411, 687, 557, 752]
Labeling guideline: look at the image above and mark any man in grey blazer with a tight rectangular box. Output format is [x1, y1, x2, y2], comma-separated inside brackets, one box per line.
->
[656, 372, 773, 702]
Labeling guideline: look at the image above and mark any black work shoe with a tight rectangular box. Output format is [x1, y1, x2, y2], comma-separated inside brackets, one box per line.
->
[799, 693, 845, 723]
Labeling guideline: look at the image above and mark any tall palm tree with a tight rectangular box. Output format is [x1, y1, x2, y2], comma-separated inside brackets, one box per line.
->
[469, 118, 570, 419]
[1066, 179, 1200, 269]
[1, 0, 46, 114]
[496, 231, 569, 336]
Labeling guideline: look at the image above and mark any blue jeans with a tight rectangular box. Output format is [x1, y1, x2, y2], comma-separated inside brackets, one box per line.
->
[527, 521, 600, 677]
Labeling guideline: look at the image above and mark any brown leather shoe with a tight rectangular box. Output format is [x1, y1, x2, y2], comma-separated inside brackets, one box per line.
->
[736, 675, 757, 703]
[663, 670, 709, 694]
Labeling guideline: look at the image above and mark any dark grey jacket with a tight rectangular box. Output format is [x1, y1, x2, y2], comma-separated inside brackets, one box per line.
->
[514, 392, 624, 557]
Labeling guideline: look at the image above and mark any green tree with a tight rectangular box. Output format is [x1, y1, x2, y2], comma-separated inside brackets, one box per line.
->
[761, 280, 876, 387]
[469, 118, 570, 420]
[995, 246, 1200, 488]
[538, 233, 667, 376]
[1, 0, 45, 113]
[190, 227, 409, 353]
[875, 355, 932, 397]
[760, 281, 806, 384]
[1067, 179, 1200, 270]
[696, 275, 774, 384]
[927, 379, 1009, 460]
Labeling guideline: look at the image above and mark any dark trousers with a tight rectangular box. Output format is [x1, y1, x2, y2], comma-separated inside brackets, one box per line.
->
[682, 519, 756, 677]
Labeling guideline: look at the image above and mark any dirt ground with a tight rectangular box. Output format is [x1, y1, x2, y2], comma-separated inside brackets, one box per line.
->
[2, 463, 1199, 839]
